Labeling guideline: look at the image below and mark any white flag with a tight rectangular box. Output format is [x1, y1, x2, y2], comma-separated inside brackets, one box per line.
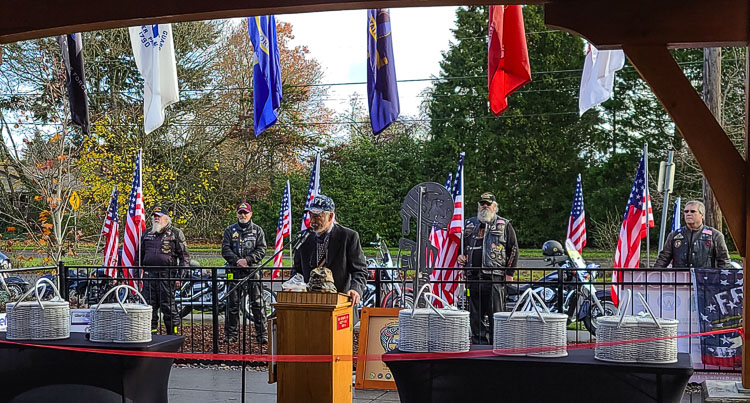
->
[129, 24, 179, 134]
[578, 45, 625, 116]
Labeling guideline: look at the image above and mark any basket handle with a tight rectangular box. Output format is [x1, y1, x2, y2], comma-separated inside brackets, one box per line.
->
[32, 277, 63, 310]
[636, 292, 662, 329]
[422, 292, 452, 319]
[616, 289, 632, 329]
[524, 289, 547, 324]
[95, 284, 148, 314]
[411, 284, 432, 318]
[506, 288, 534, 322]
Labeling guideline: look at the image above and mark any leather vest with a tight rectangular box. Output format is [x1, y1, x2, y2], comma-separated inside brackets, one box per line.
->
[141, 226, 179, 267]
[465, 216, 510, 274]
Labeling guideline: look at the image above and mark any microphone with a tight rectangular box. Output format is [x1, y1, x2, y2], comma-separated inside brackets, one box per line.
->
[293, 228, 312, 251]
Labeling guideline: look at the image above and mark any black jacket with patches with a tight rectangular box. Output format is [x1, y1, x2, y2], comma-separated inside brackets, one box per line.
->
[221, 221, 267, 267]
[654, 225, 730, 268]
[140, 224, 190, 267]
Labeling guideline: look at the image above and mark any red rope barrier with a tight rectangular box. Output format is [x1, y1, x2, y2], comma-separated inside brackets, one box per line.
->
[0, 326, 740, 363]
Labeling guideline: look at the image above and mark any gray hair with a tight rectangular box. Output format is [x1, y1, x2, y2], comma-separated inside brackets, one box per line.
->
[685, 200, 705, 215]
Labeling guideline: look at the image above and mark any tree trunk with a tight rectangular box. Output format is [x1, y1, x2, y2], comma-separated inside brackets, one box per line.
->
[702, 47, 722, 231]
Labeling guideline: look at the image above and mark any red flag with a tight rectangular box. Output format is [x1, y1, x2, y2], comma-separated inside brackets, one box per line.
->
[488, 5, 531, 115]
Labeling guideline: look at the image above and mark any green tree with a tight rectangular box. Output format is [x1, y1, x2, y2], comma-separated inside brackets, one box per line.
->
[424, 6, 601, 247]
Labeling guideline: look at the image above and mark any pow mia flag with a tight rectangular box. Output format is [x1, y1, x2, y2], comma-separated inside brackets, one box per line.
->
[693, 268, 743, 367]
[57, 34, 90, 134]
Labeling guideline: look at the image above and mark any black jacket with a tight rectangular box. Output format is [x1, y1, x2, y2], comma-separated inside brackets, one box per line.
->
[221, 221, 267, 267]
[291, 224, 368, 297]
[654, 225, 730, 268]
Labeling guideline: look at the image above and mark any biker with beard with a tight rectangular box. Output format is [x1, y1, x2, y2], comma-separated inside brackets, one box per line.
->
[457, 192, 518, 345]
[140, 206, 190, 335]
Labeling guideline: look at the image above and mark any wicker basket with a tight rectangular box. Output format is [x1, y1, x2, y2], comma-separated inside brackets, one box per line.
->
[398, 285, 471, 353]
[595, 290, 678, 364]
[494, 288, 568, 357]
[423, 292, 470, 353]
[90, 285, 152, 344]
[398, 285, 433, 352]
[7, 278, 70, 340]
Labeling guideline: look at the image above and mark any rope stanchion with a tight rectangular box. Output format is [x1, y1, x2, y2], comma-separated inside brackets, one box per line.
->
[0, 326, 740, 363]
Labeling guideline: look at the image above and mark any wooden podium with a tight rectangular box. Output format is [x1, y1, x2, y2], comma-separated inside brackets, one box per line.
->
[273, 291, 353, 403]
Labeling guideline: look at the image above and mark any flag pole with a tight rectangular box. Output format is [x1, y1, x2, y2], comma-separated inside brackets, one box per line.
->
[644, 144, 651, 268]
[93, 185, 116, 264]
[287, 180, 293, 272]
[459, 152, 465, 256]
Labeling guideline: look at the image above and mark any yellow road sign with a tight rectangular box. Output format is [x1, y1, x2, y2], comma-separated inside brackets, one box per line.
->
[69, 191, 81, 212]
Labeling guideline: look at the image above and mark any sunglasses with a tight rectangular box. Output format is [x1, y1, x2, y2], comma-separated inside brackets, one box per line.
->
[683, 209, 699, 214]
[479, 201, 492, 207]
[237, 211, 250, 215]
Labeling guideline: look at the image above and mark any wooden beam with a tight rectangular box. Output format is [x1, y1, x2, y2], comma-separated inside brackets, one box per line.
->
[546, 0, 749, 50]
[0, 0, 536, 45]
[623, 45, 746, 255]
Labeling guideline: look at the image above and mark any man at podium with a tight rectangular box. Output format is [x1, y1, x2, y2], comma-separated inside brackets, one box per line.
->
[292, 194, 368, 305]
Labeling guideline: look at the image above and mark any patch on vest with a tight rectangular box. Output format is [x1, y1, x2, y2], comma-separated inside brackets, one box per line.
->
[674, 240, 682, 249]
[232, 231, 239, 240]
[674, 233, 684, 240]
[496, 220, 506, 232]
[702, 228, 713, 236]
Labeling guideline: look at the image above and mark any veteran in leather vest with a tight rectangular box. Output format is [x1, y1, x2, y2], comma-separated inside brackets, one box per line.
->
[654, 200, 730, 268]
[457, 192, 519, 344]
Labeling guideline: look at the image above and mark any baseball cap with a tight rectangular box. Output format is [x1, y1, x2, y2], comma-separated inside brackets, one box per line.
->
[237, 202, 252, 213]
[152, 205, 169, 217]
[478, 192, 496, 204]
[306, 194, 335, 214]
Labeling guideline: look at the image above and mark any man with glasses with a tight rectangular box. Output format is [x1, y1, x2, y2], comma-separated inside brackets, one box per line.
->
[655, 200, 730, 268]
[457, 192, 518, 344]
[222, 202, 268, 344]
[291, 194, 368, 306]
[141, 205, 190, 335]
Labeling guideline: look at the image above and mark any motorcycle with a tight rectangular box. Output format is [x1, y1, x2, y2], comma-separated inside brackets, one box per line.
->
[175, 265, 277, 319]
[359, 235, 415, 316]
[505, 239, 618, 336]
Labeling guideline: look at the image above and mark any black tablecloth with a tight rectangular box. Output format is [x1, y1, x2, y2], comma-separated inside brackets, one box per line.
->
[0, 332, 184, 403]
[384, 347, 694, 403]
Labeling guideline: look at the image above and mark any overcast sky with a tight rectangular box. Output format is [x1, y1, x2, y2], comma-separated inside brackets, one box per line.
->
[278, 7, 460, 118]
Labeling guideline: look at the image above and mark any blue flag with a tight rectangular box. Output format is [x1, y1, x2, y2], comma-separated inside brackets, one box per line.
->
[671, 197, 681, 232]
[367, 9, 400, 134]
[248, 16, 283, 136]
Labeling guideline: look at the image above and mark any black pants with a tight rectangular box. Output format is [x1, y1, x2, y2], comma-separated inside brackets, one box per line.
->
[467, 273, 506, 345]
[143, 270, 178, 335]
[225, 271, 267, 340]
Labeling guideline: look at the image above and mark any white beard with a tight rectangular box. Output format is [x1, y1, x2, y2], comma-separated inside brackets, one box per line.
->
[478, 209, 496, 224]
[151, 220, 166, 233]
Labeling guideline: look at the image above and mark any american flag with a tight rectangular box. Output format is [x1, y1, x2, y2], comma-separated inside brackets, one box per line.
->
[121, 150, 146, 288]
[565, 174, 587, 253]
[300, 152, 321, 232]
[428, 173, 453, 270]
[612, 152, 655, 303]
[273, 180, 292, 279]
[102, 186, 120, 277]
[430, 152, 465, 307]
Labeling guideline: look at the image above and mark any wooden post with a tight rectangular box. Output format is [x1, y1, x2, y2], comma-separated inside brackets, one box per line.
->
[702, 47, 723, 231]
